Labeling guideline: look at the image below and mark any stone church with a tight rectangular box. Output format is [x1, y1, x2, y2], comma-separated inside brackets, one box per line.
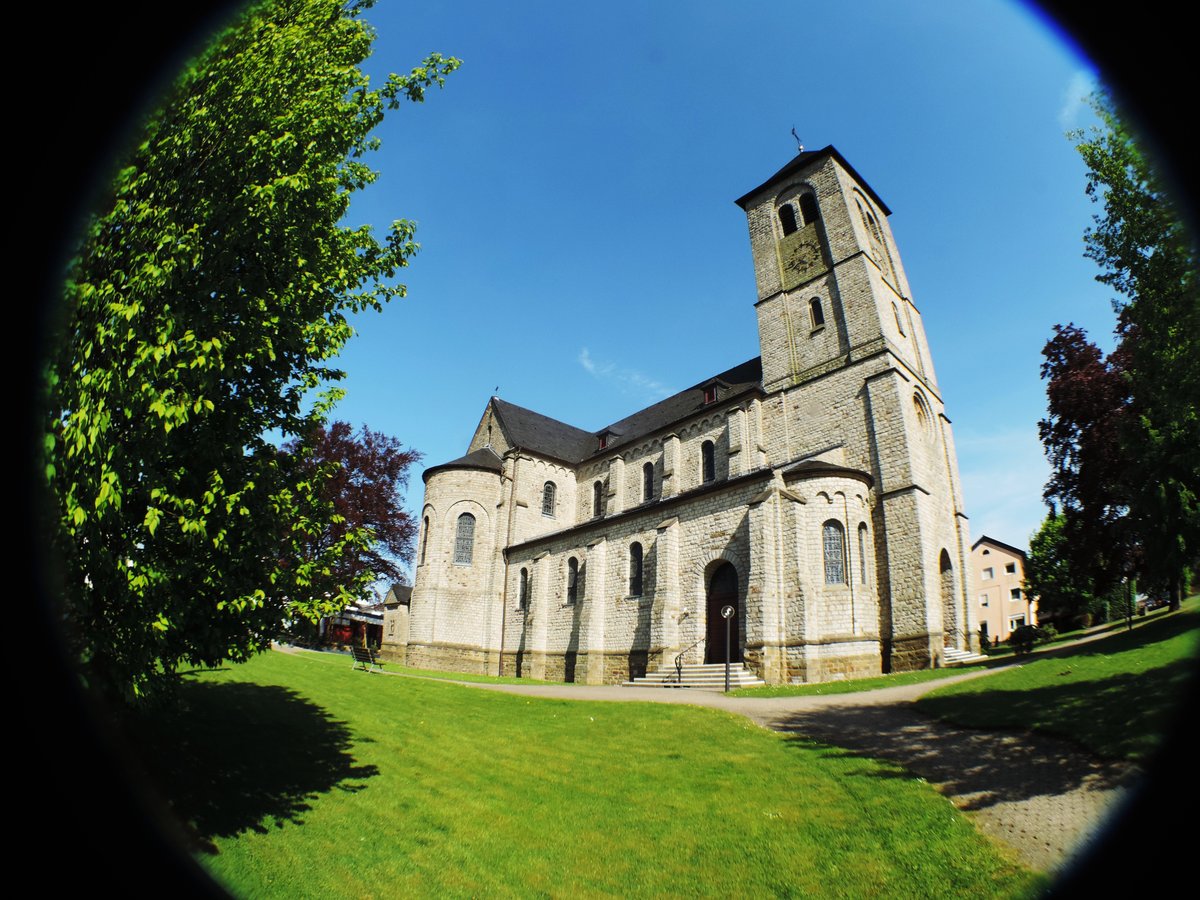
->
[385, 146, 977, 685]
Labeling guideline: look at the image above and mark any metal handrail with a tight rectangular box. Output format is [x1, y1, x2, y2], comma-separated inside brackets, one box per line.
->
[672, 637, 706, 684]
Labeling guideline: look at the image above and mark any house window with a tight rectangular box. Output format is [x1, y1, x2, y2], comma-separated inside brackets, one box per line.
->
[1010, 588, 1022, 601]
[598, 434, 608, 450]
[567, 557, 579, 604]
[419, 516, 429, 565]
[778, 203, 798, 236]
[643, 462, 654, 502]
[542, 481, 556, 517]
[982, 567, 994, 580]
[701, 440, 715, 483]
[810, 298, 825, 329]
[519, 567, 530, 610]
[1005, 562, 1016, 574]
[823, 520, 846, 585]
[629, 542, 643, 597]
[703, 385, 718, 404]
[799, 192, 820, 225]
[1009, 615, 1026, 631]
[593, 481, 603, 518]
[892, 301, 906, 335]
[980, 594, 989, 607]
[858, 523, 869, 584]
[453, 513, 475, 565]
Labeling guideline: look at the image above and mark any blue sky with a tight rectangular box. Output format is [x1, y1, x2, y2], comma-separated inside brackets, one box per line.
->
[323, 0, 1114, 570]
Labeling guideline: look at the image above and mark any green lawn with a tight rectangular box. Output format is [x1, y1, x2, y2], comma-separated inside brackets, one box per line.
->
[292, 647, 561, 685]
[730, 665, 989, 698]
[917, 596, 1200, 760]
[135, 649, 1042, 898]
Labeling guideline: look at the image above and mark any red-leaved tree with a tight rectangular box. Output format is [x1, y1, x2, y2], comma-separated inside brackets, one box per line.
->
[284, 422, 421, 601]
[1038, 323, 1137, 599]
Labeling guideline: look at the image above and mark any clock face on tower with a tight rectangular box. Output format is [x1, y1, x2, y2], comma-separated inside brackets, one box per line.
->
[778, 228, 828, 291]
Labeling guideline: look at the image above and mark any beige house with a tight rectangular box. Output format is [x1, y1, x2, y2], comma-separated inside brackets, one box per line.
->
[971, 536, 1037, 644]
[387, 147, 977, 685]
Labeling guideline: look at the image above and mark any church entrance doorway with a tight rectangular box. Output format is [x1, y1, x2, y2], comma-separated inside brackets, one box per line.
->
[705, 563, 742, 664]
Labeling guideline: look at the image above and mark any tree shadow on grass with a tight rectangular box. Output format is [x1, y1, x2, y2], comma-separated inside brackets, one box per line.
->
[130, 676, 379, 853]
[771, 700, 1138, 813]
[915, 657, 1199, 762]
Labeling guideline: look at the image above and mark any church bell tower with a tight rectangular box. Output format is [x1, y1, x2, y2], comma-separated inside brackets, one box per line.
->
[735, 146, 937, 395]
[735, 146, 978, 665]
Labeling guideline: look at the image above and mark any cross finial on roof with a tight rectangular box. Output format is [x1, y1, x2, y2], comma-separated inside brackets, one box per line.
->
[792, 126, 804, 153]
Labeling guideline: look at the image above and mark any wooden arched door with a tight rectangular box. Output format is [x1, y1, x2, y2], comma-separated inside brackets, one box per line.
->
[705, 563, 741, 663]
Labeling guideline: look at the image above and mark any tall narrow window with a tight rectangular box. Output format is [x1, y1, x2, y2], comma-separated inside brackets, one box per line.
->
[593, 481, 603, 518]
[701, 440, 715, 483]
[778, 203, 798, 236]
[542, 481, 556, 517]
[419, 516, 429, 565]
[454, 513, 475, 565]
[629, 542, 643, 597]
[643, 462, 654, 502]
[567, 557, 579, 604]
[892, 301, 906, 335]
[823, 520, 846, 584]
[858, 523, 868, 584]
[519, 567, 529, 609]
[810, 297, 825, 329]
[799, 192, 820, 225]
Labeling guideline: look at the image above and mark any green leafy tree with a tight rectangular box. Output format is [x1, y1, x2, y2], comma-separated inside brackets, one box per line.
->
[42, 0, 458, 703]
[1024, 511, 1097, 628]
[1041, 89, 1200, 610]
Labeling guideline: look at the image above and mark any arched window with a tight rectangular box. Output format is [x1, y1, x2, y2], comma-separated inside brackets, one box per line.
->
[567, 557, 579, 604]
[629, 542, 643, 597]
[913, 392, 932, 434]
[810, 297, 825, 329]
[701, 440, 715, 483]
[858, 523, 869, 584]
[778, 203, 798, 236]
[419, 516, 429, 565]
[542, 481, 557, 517]
[823, 520, 846, 584]
[518, 567, 530, 610]
[454, 513, 475, 565]
[593, 481, 604, 518]
[799, 192, 820, 225]
[892, 301, 906, 335]
[643, 461, 654, 502]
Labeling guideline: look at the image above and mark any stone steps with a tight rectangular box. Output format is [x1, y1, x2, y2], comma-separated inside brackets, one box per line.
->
[624, 662, 766, 690]
[943, 646, 989, 666]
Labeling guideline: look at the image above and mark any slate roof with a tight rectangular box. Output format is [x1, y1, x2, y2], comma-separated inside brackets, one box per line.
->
[491, 399, 596, 464]
[422, 446, 504, 481]
[385, 583, 412, 605]
[733, 145, 891, 216]
[781, 457, 874, 487]
[590, 356, 763, 457]
[429, 357, 766, 475]
[971, 535, 1028, 559]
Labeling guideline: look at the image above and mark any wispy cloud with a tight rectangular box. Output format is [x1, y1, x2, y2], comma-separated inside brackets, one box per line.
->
[578, 347, 674, 401]
[957, 426, 1051, 548]
[1058, 69, 1098, 130]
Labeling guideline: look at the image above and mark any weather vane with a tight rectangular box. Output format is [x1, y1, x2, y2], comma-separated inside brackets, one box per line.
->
[792, 127, 804, 153]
